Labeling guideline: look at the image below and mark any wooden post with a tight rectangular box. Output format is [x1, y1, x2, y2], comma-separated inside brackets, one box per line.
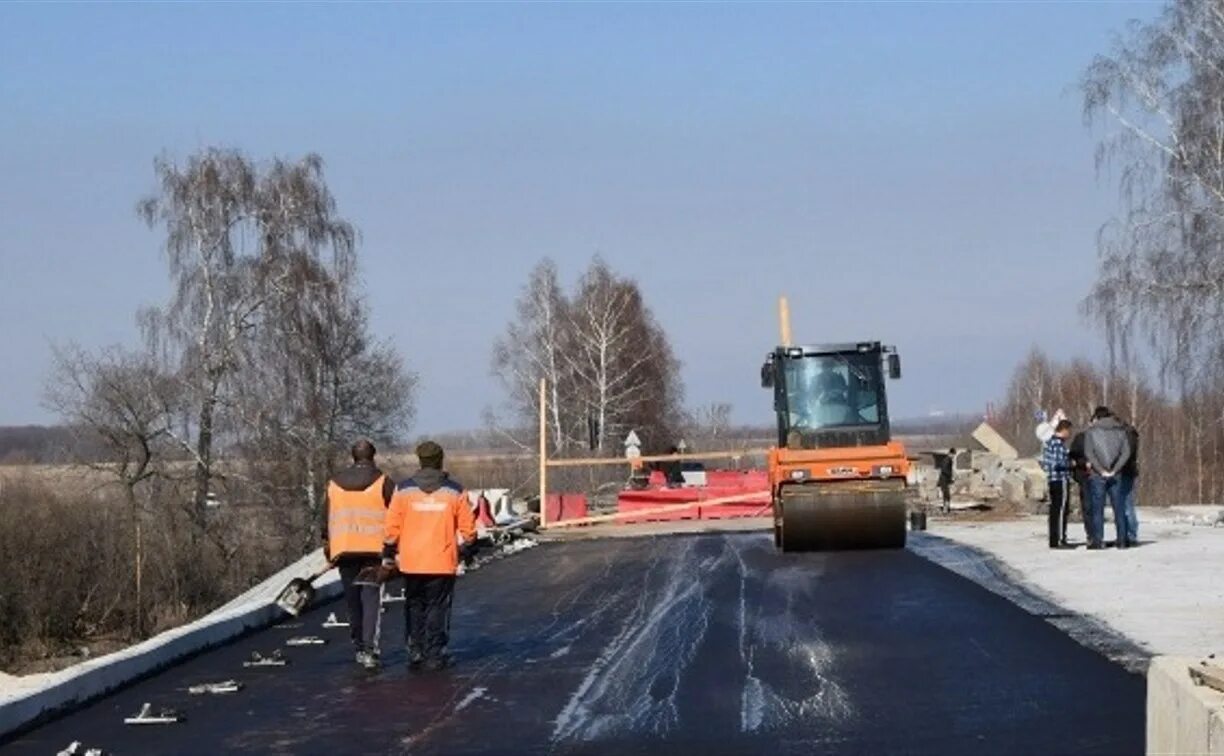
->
[538, 377, 548, 528]
[779, 295, 792, 347]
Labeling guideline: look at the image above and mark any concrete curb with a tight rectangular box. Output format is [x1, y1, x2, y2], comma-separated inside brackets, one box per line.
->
[0, 552, 341, 739]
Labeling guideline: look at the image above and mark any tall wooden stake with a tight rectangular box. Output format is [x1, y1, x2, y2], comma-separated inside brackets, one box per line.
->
[539, 377, 548, 527]
[779, 295, 792, 346]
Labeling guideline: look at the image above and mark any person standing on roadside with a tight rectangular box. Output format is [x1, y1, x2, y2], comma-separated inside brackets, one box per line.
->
[1068, 425, 1091, 543]
[937, 449, 955, 514]
[1083, 406, 1135, 550]
[1120, 419, 1140, 545]
[1040, 420, 1074, 549]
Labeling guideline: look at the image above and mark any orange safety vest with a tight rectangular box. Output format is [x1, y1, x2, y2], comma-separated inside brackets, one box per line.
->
[384, 479, 477, 575]
[327, 475, 387, 558]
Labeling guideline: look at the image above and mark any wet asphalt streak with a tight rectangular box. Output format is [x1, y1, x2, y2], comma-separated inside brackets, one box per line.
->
[6, 533, 1143, 755]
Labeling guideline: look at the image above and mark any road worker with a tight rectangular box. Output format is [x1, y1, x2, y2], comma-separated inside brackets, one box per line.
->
[322, 439, 395, 670]
[382, 440, 477, 671]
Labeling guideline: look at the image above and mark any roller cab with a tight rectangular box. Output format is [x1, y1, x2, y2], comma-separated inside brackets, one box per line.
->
[761, 341, 910, 551]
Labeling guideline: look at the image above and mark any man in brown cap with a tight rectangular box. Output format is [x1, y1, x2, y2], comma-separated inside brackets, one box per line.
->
[382, 440, 477, 670]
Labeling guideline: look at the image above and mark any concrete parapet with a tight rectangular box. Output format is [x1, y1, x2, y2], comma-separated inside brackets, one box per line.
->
[1148, 655, 1224, 754]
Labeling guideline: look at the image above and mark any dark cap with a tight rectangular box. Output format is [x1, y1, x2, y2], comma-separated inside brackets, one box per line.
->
[416, 440, 444, 468]
[1092, 406, 1113, 421]
[351, 439, 376, 462]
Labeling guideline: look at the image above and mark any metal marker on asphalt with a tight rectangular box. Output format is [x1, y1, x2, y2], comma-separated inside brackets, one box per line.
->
[187, 680, 243, 695]
[123, 703, 182, 725]
[285, 636, 327, 647]
[243, 650, 288, 667]
[322, 612, 349, 628]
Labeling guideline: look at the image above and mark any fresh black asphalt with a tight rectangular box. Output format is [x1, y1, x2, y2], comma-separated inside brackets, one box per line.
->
[5, 532, 1145, 755]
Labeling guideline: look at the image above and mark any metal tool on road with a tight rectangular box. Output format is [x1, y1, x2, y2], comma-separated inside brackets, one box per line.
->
[285, 636, 327, 647]
[123, 702, 183, 725]
[322, 612, 349, 628]
[760, 296, 911, 551]
[243, 650, 288, 667]
[275, 561, 333, 616]
[187, 680, 243, 695]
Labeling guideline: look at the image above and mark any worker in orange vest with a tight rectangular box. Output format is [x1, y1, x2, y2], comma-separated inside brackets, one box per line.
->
[322, 439, 395, 670]
[382, 440, 477, 671]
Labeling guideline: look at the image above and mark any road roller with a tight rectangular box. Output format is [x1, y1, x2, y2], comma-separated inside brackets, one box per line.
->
[760, 298, 910, 551]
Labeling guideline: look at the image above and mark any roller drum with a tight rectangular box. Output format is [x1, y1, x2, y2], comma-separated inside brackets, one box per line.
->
[777, 481, 907, 551]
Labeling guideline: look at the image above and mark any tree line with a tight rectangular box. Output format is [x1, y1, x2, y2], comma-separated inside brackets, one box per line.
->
[999, 0, 1224, 508]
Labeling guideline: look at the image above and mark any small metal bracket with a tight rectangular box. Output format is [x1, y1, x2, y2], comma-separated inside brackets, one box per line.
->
[124, 702, 183, 725]
[188, 680, 243, 695]
[322, 612, 349, 629]
[285, 636, 327, 647]
[243, 650, 288, 667]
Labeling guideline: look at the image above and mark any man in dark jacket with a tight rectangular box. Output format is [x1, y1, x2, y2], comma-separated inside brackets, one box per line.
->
[1083, 407, 1135, 549]
[322, 439, 396, 669]
[1121, 421, 1140, 544]
[1068, 428, 1091, 543]
[937, 449, 955, 513]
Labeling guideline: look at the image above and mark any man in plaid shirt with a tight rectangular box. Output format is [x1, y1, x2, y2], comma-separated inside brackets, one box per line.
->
[1041, 419, 1074, 549]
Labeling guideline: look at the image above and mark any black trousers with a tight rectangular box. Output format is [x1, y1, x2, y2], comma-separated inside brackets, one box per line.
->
[1048, 480, 1070, 547]
[403, 574, 455, 661]
[938, 482, 951, 509]
[338, 558, 382, 652]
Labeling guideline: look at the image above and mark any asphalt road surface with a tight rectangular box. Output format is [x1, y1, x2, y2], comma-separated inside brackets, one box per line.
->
[7, 533, 1144, 755]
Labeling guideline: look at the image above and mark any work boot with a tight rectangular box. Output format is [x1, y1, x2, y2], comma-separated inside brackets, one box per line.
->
[407, 645, 425, 670]
[422, 655, 450, 672]
[357, 650, 380, 670]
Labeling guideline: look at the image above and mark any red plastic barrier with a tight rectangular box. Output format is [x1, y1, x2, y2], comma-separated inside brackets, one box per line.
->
[615, 469, 770, 524]
[545, 493, 589, 523]
[618, 488, 703, 523]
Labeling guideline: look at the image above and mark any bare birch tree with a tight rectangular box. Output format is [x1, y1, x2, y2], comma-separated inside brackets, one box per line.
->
[137, 149, 358, 527]
[491, 257, 685, 455]
[1083, 0, 1224, 385]
[233, 255, 416, 546]
[491, 259, 576, 453]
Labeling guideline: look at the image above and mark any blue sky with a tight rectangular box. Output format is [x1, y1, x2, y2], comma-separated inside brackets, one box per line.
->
[0, 1, 1161, 433]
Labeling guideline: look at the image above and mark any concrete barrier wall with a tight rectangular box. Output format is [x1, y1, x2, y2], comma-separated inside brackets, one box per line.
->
[1148, 656, 1224, 754]
[0, 552, 340, 739]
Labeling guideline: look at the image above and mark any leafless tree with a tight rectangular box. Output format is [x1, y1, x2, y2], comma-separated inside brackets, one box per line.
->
[490, 257, 685, 457]
[691, 402, 734, 445]
[565, 258, 684, 453]
[44, 345, 179, 638]
[137, 149, 357, 528]
[232, 258, 416, 546]
[1083, 0, 1224, 386]
[491, 259, 576, 453]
